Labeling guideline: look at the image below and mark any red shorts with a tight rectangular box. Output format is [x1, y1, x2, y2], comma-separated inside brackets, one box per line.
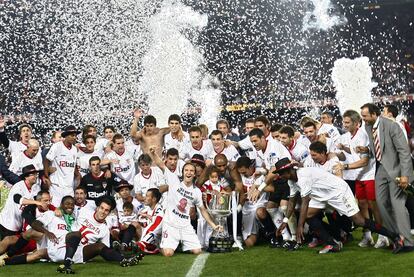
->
[355, 180, 376, 201]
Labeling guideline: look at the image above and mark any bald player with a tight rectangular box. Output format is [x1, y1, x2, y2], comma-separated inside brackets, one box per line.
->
[9, 139, 43, 177]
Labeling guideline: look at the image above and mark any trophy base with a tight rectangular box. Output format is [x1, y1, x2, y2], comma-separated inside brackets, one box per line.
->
[207, 237, 234, 253]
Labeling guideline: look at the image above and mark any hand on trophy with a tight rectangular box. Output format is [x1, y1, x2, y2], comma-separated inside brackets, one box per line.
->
[213, 225, 224, 233]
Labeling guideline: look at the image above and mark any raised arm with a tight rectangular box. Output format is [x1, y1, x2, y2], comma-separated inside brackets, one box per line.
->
[130, 109, 143, 139]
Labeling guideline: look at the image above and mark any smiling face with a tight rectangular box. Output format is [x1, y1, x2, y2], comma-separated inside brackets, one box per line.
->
[84, 137, 96, 152]
[168, 120, 181, 133]
[189, 130, 202, 148]
[95, 202, 111, 222]
[303, 126, 317, 142]
[250, 134, 266, 151]
[74, 188, 86, 206]
[62, 197, 75, 215]
[182, 163, 196, 185]
[211, 133, 224, 150]
[360, 107, 377, 126]
[64, 133, 77, 145]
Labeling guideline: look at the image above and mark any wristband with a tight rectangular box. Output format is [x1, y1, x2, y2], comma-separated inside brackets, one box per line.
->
[282, 217, 289, 224]
[258, 182, 267, 192]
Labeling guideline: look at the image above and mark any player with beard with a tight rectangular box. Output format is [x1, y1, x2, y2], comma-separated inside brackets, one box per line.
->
[159, 163, 222, 256]
[0, 118, 33, 159]
[43, 125, 80, 206]
[80, 156, 119, 200]
[73, 186, 96, 219]
[278, 125, 309, 163]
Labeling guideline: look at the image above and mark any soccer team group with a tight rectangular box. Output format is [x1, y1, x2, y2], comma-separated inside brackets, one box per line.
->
[0, 102, 413, 274]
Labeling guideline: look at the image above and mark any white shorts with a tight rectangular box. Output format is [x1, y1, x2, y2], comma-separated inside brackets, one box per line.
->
[160, 222, 201, 252]
[242, 208, 259, 241]
[50, 185, 74, 207]
[309, 186, 359, 217]
[48, 244, 84, 264]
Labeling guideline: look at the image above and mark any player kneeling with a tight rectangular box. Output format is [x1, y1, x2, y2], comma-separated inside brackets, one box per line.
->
[159, 163, 222, 256]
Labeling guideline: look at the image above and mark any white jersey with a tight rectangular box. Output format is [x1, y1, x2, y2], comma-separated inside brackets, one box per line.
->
[46, 141, 78, 189]
[125, 139, 142, 162]
[9, 151, 44, 176]
[139, 203, 164, 233]
[242, 174, 268, 211]
[288, 167, 349, 201]
[318, 123, 341, 143]
[164, 178, 203, 229]
[0, 180, 41, 231]
[72, 208, 110, 247]
[181, 140, 213, 161]
[119, 213, 138, 225]
[297, 134, 311, 150]
[257, 139, 291, 170]
[76, 149, 104, 177]
[7, 140, 28, 160]
[207, 144, 240, 163]
[133, 167, 165, 197]
[303, 155, 340, 175]
[74, 200, 96, 220]
[116, 198, 144, 219]
[285, 140, 309, 162]
[37, 210, 71, 249]
[95, 137, 109, 152]
[238, 136, 257, 160]
[164, 132, 190, 153]
[105, 149, 136, 184]
[339, 129, 375, 181]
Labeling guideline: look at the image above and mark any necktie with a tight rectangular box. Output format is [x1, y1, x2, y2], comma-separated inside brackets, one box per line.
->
[372, 127, 382, 161]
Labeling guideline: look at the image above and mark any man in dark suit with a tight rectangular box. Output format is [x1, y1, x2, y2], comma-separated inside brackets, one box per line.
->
[361, 103, 413, 252]
[0, 154, 19, 185]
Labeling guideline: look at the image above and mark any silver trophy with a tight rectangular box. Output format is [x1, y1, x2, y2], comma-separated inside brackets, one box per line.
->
[207, 191, 243, 252]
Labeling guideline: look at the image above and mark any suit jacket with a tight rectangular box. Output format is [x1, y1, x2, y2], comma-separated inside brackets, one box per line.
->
[0, 154, 20, 185]
[365, 116, 413, 182]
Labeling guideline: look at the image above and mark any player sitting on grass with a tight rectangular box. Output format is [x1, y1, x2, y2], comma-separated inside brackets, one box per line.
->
[274, 158, 407, 254]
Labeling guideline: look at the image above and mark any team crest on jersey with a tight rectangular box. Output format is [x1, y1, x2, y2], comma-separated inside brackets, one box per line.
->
[177, 198, 188, 213]
[102, 182, 107, 189]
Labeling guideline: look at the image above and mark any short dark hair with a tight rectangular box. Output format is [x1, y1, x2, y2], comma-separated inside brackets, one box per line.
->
[144, 115, 157, 126]
[82, 124, 96, 137]
[96, 196, 116, 211]
[270, 123, 283, 133]
[75, 186, 87, 194]
[103, 125, 116, 133]
[360, 103, 381, 116]
[249, 128, 265, 138]
[83, 134, 96, 144]
[321, 111, 334, 118]
[89, 156, 101, 165]
[236, 156, 255, 169]
[123, 202, 134, 211]
[216, 119, 230, 129]
[245, 118, 255, 125]
[279, 125, 295, 137]
[138, 154, 152, 165]
[303, 121, 317, 129]
[61, 195, 75, 205]
[309, 141, 327, 154]
[189, 126, 202, 134]
[168, 114, 181, 124]
[166, 148, 179, 157]
[112, 133, 124, 143]
[255, 116, 270, 126]
[147, 188, 162, 203]
[384, 104, 399, 118]
[210, 130, 223, 138]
